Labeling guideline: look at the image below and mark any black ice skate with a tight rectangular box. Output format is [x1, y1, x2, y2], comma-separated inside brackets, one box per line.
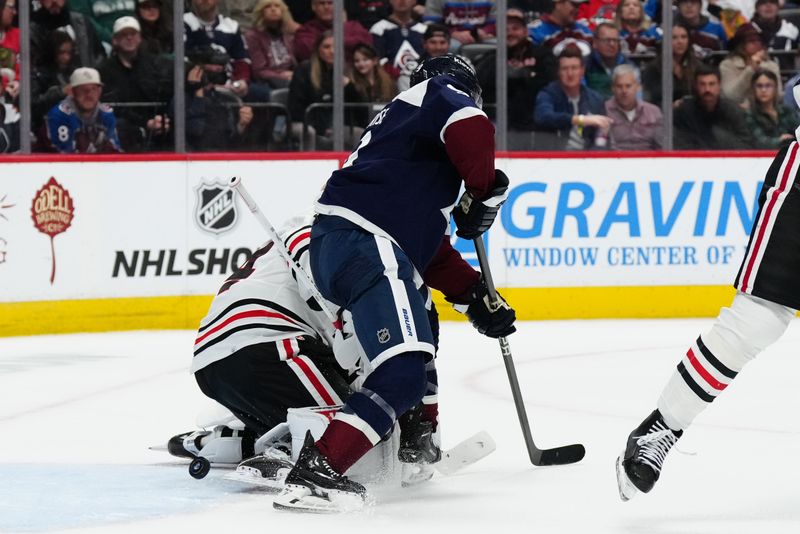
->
[616, 409, 683, 501]
[398, 406, 441, 486]
[228, 451, 294, 490]
[273, 431, 369, 513]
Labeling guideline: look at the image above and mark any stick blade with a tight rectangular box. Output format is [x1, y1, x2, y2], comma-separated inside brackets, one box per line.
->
[531, 443, 585, 466]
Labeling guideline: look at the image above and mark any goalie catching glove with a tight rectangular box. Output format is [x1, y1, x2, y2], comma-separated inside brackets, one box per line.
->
[452, 169, 510, 239]
[447, 276, 516, 338]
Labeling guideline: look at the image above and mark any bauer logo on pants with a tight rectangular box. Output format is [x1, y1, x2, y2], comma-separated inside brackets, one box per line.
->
[195, 180, 238, 235]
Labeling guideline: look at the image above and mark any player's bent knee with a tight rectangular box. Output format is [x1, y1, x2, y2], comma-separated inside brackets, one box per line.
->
[362, 352, 428, 418]
[704, 292, 795, 366]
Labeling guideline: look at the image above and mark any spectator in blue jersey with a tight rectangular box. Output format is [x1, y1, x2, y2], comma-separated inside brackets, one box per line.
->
[534, 44, 610, 150]
[615, 0, 661, 55]
[46, 67, 122, 153]
[675, 0, 727, 54]
[751, 0, 799, 73]
[293, 0, 373, 63]
[423, 0, 496, 50]
[585, 22, 630, 99]
[530, 0, 593, 55]
[185, 0, 253, 100]
[284, 54, 515, 511]
[370, 0, 427, 80]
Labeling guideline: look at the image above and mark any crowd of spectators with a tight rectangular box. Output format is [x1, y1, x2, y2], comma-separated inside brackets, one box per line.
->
[2, 0, 800, 152]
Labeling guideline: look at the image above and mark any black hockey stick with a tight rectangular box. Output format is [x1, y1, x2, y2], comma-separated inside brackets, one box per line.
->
[473, 237, 585, 466]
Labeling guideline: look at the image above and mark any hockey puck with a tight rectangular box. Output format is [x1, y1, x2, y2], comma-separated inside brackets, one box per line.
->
[189, 457, 211, 479]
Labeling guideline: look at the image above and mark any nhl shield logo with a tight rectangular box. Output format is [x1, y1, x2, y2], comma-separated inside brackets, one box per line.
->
[377, 328, 391, 344]
[195, 180, 238, 235]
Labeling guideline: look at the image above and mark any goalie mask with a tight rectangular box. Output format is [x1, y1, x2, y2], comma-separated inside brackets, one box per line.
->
[410, 53, 483, 109]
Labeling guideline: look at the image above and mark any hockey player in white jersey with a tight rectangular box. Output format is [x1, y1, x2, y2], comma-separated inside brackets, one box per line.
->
[167, 216, 352, 469]
[616, 85, 800, 501]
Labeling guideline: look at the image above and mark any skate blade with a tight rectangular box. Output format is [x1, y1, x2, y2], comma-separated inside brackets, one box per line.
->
[223, 465, 289, 490]
[273, 484, 367, 513]
[400, 462, 435, 487]
[615, 452, 638, 502]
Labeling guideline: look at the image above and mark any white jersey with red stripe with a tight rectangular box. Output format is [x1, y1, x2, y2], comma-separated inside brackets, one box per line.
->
[191, 217, 338, 373]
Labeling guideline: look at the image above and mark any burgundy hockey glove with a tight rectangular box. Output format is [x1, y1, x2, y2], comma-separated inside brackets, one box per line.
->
[452, 169, 510, 240]
[447, 276, 516, 338]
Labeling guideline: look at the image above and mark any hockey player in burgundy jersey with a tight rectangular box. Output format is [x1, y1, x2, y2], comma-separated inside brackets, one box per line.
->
[616, 87, 800, 501]
[274, 54, 516, 512]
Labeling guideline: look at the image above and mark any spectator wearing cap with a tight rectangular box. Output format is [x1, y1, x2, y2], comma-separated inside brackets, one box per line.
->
[396, 23, 450, 91]
[293, 0, 372, 63]
[720, 22, 781, 105]
[534, 45, 609, 150]
[673, 63, 753, 149]
[370, 0, 427, 80]
[135, 0, 173, 55]
[69, 0, 135, 44]
[585, 22, 630, 99]
[46, 67, 122, 153]
[185, 0, 252, 99]
[529, 0, 593, 55]
[615, 0, 661, 55]
[423, 0, 496, 50]
[99, 16, 173, 151]
[674, 0, 727, 53]
[751, 0, 798, 72]
[475, 9, 554, 135]
[604, 63, 662, 149]
[30, 0, 106, 68]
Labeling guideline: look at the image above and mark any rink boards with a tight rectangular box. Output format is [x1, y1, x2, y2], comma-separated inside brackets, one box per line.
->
[0, 151, 774, 336]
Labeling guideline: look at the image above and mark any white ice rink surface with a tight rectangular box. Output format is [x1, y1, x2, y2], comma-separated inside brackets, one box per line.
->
[2, 319, 800, 534]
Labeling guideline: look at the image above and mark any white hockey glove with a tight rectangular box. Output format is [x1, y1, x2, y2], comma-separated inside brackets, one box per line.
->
[332, 310, 365, 372]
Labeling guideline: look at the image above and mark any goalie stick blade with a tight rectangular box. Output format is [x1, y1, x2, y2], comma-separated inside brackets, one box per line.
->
[531, 443, 586, 466]
[434, 430, 496, 476]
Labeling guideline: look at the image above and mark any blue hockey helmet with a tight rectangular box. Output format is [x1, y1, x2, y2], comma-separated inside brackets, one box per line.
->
[410, 53, 483, 108]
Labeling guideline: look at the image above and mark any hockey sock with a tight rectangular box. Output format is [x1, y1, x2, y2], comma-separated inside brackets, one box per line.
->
[657, 292, 795, 431]
[422, 358, 439, 431]
[317, 352, 427, 473]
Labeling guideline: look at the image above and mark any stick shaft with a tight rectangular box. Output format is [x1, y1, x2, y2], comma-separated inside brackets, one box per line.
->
[229, 176, 338, 326]
[473, 238, 540, 463]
